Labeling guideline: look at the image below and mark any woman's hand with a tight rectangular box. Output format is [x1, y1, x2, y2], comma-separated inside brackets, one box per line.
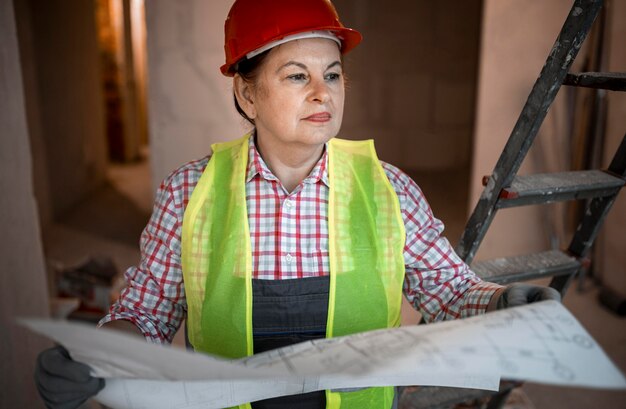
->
[496, 283, 561, 310]
[35, 345, 104, 409]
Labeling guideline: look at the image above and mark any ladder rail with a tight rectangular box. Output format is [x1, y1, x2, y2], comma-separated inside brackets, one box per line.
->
[550, 133, 626, 293]
[456, 0, 603, 264]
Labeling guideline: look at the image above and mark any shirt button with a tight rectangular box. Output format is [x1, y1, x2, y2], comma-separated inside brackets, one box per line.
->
[285, 253, 293, 263]
[284, 199, 293, 208]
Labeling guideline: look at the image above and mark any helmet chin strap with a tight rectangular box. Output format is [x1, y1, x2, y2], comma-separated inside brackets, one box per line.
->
[246, 30, 342, 60]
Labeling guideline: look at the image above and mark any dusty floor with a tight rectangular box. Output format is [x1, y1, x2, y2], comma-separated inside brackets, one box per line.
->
[43, 158, 626, 409]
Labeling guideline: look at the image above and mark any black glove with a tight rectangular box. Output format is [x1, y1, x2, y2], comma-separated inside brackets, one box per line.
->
[496, 283, 561, 310]
[35, 345, 105, 409]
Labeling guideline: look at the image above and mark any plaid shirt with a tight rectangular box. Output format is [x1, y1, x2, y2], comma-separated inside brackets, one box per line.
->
[99, 138, 503, 343]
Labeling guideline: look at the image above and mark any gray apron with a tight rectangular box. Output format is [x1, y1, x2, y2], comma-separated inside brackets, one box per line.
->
[250, 276, 329, 408]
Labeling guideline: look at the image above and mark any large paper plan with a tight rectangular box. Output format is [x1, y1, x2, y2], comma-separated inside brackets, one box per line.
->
[20, 301, 626, 409]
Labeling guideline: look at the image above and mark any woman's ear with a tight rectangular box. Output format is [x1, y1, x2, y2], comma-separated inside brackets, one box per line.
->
[234, 74, 257, 120]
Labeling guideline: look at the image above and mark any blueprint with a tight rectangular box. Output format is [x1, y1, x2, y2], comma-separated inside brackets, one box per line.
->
[19, 301, 626, 409]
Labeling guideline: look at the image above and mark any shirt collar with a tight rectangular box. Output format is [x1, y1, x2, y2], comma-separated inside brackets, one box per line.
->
[245, 136, 330, 187]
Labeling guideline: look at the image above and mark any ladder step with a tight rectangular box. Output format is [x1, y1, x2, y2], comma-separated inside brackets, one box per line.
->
[471, 250, 581, 285]
[563, 72, 626, 91]
[399, 384, 516, 408]
[496, 170, 624, 208]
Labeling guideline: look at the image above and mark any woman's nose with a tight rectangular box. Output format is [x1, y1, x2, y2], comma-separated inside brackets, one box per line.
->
[309, 78, 330, 103]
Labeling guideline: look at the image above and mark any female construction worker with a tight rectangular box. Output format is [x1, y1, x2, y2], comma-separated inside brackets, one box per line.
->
[35, 0, 560, 408]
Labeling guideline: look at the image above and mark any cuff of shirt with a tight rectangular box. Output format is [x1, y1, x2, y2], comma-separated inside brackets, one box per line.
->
[487, 286, 507, 312]
[462, 281, 506, 317]
[97, 313, 167, 344]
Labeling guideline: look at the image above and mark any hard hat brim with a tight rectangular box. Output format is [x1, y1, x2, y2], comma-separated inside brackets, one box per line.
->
[221, 26, 362, 77]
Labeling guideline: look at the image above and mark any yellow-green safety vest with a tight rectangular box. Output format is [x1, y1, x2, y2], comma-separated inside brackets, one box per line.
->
[182, 134, 406, 408]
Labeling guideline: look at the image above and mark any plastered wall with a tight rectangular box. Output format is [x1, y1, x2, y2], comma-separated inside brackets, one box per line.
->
[144, 0, 244, 189]
[598, 0, 626, 294]
[15, 0, 108, 220]
[1, 0, 51, 406]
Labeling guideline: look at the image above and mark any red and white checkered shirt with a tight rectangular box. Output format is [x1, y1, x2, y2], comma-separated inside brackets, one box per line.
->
[99, 138, 503, 343]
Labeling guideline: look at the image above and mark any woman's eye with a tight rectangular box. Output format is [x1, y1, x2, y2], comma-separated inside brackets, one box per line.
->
[287, 73, 307, 82]
[325, 72, 341, 82]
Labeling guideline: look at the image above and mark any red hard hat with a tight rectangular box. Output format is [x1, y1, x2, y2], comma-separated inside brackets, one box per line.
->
[220, 0, 362, 76]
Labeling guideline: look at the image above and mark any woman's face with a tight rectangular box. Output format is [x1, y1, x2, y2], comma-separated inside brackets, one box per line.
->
[240, 38, 345, 152]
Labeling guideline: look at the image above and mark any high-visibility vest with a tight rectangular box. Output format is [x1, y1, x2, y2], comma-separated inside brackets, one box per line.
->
[182, 134, 406, 408]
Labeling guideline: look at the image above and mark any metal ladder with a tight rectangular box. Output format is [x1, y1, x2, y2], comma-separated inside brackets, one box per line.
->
[400, 0, 626, 407]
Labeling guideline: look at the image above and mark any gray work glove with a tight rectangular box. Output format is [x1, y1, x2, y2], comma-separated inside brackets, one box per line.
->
[496, 283, 561, 309]
[35, 345, 105, 409]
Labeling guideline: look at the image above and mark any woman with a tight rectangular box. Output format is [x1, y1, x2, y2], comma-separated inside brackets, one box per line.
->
[35, 1, 559, 408]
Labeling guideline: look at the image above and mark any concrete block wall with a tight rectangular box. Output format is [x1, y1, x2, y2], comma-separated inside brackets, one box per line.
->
[334, 0, 482, 171]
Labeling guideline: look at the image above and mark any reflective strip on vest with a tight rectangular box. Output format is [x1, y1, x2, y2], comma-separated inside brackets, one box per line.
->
[182, 134, 405, 409]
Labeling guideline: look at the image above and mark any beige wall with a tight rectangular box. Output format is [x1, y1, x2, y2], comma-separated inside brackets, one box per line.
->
[334, 0, 482, 171]
[144, 0, 244, 189]
[599, 0, 626, 294]
[1, 0, 51, 406]
[16, 0, 108, 220]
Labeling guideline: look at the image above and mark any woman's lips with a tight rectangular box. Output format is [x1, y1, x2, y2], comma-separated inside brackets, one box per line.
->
[303, 112, 332, 122]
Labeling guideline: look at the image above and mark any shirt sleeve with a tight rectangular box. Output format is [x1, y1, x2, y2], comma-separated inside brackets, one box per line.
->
[382, 163, 504, 323]
[97, 171, 189, 344]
